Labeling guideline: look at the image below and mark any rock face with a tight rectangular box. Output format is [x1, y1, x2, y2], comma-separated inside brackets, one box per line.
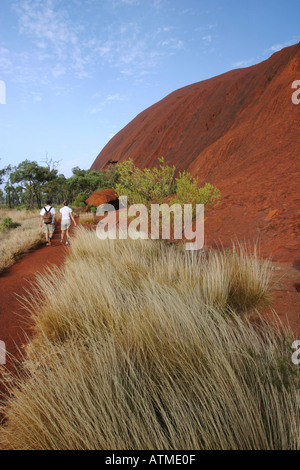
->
[91, 44, 300, 261]
[86, 188, 119, 209]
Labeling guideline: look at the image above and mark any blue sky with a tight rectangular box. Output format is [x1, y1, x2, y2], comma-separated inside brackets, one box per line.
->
[0, 0, 299, 177]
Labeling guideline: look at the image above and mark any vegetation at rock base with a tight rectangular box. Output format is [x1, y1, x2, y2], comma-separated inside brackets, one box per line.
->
[0, 208, 43, 273]
[115, 157, 221, 212]
[0, 158, 119, 209]
[0, 157, 220, 217]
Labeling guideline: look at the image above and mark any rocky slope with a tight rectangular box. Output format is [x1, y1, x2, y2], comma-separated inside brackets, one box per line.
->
[91, 44, 300, 262]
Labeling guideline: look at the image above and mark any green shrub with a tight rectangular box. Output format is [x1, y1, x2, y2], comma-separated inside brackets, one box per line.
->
[115, 157, 176, 206]
[173, 171, 221, 211]
[0, 217, 21, 232]
[16, 205, 27, 211]
[102, 165, 120, 188]
[73, 192, 89, 207]
[115, 158, 221, 220]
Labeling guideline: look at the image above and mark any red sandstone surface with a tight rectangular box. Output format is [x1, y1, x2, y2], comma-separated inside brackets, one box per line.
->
[91, 44, 300, 263]
[86, 188, 119, 208]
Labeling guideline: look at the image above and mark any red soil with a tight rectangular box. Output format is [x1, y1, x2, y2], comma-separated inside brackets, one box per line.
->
[0, 222, 71, 404]
[263, 260, 300, 337]
[91, 43, 300, 264]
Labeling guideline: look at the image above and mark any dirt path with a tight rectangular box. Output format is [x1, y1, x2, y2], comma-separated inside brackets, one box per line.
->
[263, 260, 300, 337]
[0, 222, 72, 401]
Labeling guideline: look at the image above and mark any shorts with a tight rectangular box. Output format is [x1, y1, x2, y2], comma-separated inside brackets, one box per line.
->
[43, 223, 55, 234]
[61, 220, 71, 231]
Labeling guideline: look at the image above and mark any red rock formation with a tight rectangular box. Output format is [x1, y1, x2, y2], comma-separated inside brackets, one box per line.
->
[91, 44, 300, 262]
[86, 188, 119, 208]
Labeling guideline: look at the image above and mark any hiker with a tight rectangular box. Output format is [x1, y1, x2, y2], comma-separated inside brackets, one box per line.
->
[60, 200, 76, 245]
[40, 199, 56, 246]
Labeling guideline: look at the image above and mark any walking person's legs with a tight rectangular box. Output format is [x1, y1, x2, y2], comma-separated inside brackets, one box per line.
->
[49, 226, 54, 244]
[61, 219, 71, 245]
[40, 200, 56, 246]
[48, 223, 55, 245]
[60, 201, 76, 246]
[65, 228, 70, 245]
[43, 223, 51, 246]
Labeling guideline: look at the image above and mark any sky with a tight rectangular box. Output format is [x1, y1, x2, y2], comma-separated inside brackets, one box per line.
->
[0, 0, 299, 177]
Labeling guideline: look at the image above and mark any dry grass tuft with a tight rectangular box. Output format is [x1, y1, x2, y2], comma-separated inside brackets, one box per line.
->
[0, 227, 298, 450]
[0, 209, 44, 273]
[78, 213, 96, 225]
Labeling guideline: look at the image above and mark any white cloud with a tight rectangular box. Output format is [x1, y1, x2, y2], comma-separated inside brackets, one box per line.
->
[13, 0, 79, 51]
[233, 58, 256, 68]
[52, 64, 66, 78]
[33, 93, 42, 102]
[265, 39, 298, 54]
[152, 0, 163, 9]
[107, 132, 117, 140]
[196, 23, 217, 33]
[111, 0, 140, 7]
[90, 93, 123, 114]
[202, 34, 212, 44]
[233, 36, 300, 70]
[2, 0, 187, 90]
[161, 38, 184, 50]
[7, 0, 92, 83]
[0, 47, 13, 75]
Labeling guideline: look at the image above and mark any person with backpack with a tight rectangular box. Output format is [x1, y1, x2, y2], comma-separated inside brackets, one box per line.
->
[40, 199, 56, 246]
[59, 200, 76, 245]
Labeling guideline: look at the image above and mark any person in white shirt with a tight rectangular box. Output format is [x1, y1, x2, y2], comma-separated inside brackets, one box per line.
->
[60, 200, 76, 245]
[40, 199, 56, 246]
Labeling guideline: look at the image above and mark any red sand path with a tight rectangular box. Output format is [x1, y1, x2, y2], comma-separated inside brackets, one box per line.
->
[261, 260, 300, 337]
[0, 221, 72, 401]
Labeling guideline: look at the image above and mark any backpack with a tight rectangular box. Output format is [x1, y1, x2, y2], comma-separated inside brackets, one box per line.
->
[43, 207, 52, 224]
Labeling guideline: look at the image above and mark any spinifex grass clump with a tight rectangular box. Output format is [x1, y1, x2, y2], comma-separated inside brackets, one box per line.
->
[0, 227, 298, 450]
[0, 217, 20, 232]
[0, 209, 43, 273]
[78, 212, 95, 225]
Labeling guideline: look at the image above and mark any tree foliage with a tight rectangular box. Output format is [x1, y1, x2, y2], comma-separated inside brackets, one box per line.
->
[173, 171, 221, 211]
[115, 158, 221, 212]
[115, 157, 176, 206]
[8, 160, 57, 208]
[0, 159, 120, 208]
[0, 156, 220, 213]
